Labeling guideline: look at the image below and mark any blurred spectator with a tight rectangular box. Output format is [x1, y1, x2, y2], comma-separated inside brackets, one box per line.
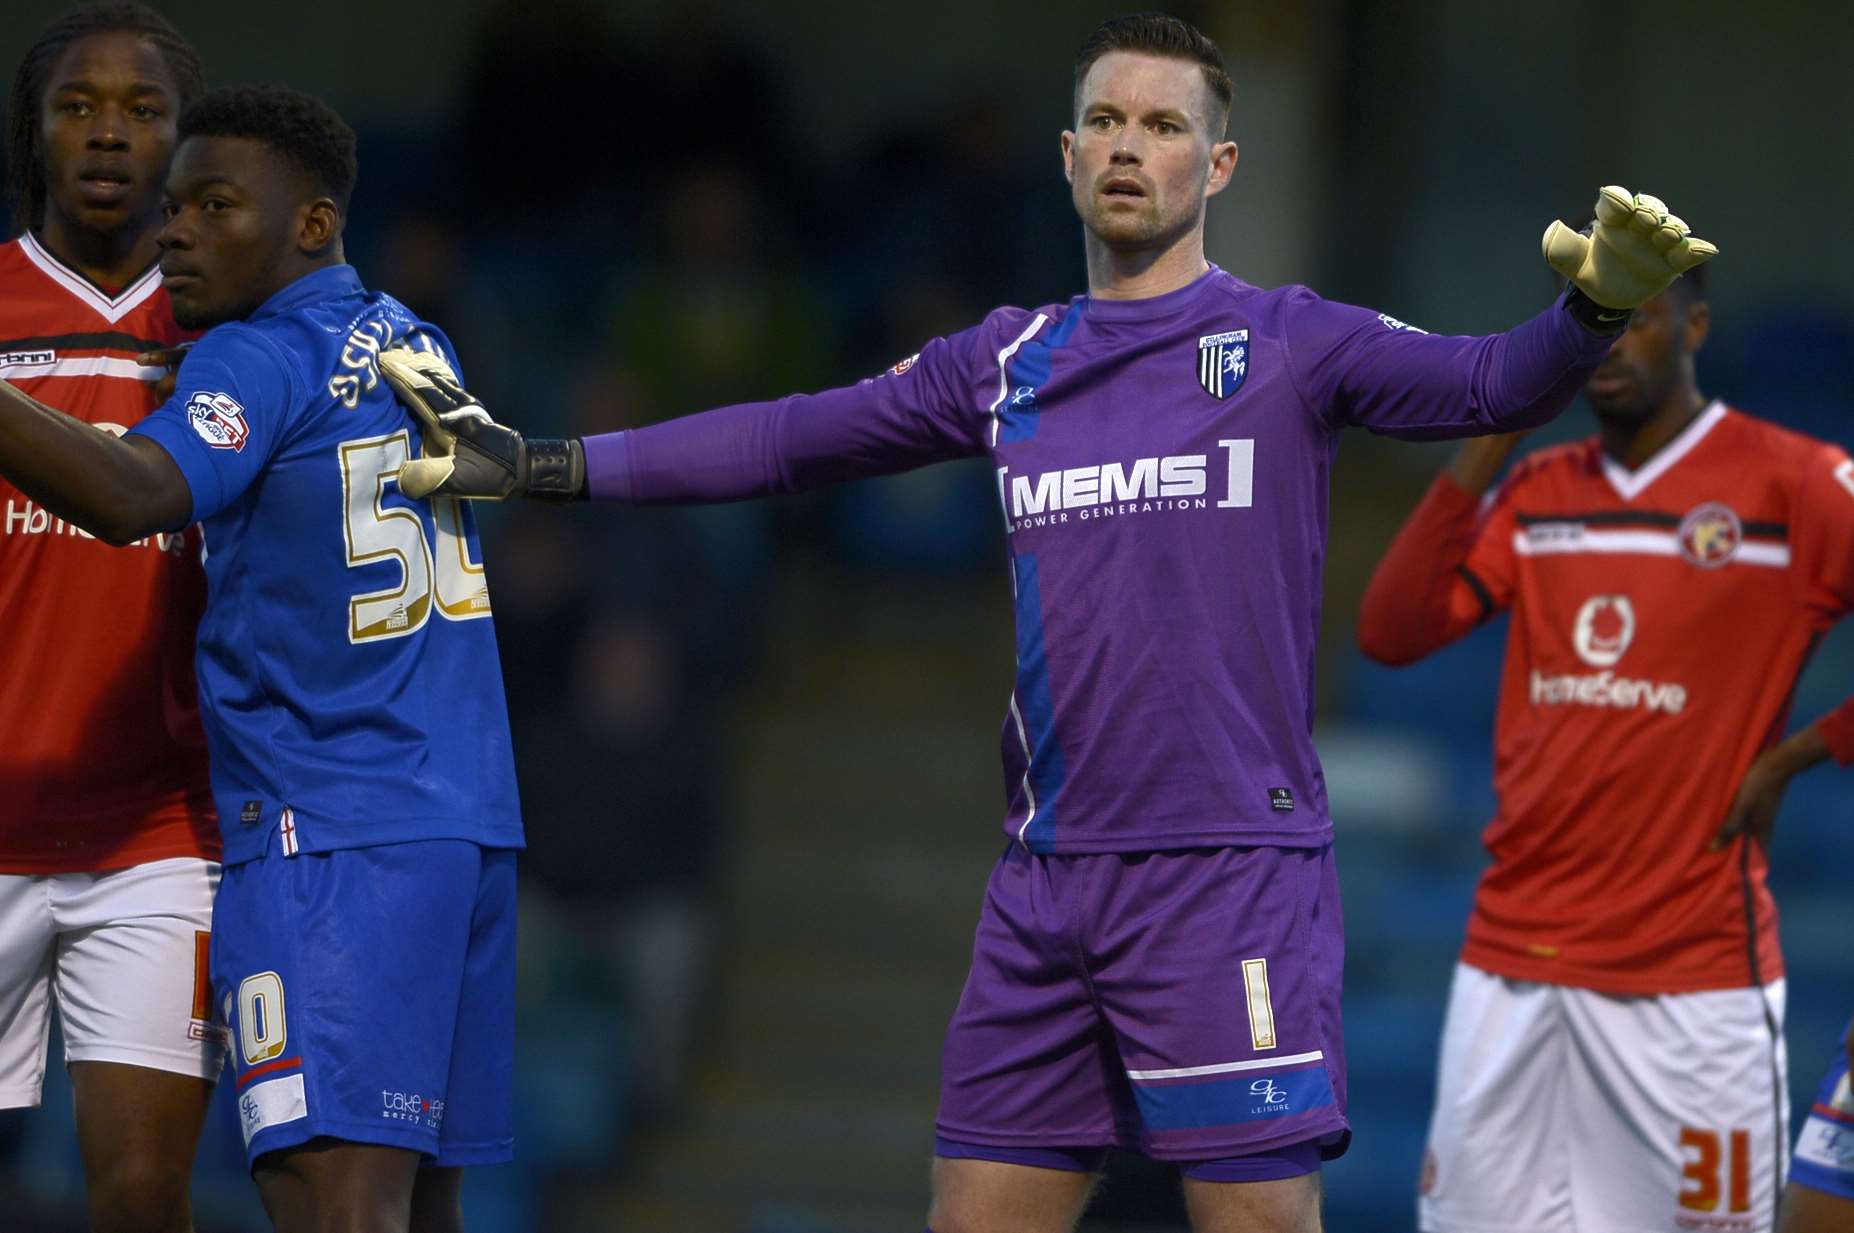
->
[830, 91, 1077, 346]
[608, 163, 833, 420]
[490, 362, 767, 1125]
[452, 1, 636, 220]
[374, 212, 520, 397]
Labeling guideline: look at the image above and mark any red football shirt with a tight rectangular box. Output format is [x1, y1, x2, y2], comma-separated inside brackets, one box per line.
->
[0, 232, 218, 871]
[1359, 402, 1854, 994]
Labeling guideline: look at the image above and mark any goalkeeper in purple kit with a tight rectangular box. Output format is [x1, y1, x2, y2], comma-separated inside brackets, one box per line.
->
[386, 14, 1713, 1231]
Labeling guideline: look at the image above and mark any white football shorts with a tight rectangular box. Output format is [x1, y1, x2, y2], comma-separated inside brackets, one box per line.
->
[0, 857, 224, 1107]
[1419, 962, 1788, 1233]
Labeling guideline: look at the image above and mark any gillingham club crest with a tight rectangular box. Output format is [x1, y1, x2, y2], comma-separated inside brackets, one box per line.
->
[1197, 329, 1249, 399]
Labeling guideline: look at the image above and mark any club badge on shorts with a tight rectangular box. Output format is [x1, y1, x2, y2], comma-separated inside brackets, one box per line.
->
[1197, 329, 1249, 399]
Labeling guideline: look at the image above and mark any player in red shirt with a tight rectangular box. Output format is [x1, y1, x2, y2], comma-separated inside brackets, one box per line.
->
[0, 7, 219, 1232]
[1358, 261, 1854, 1233]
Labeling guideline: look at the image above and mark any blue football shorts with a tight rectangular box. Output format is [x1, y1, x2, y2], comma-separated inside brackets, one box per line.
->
[211, 835, 517, 1168]
[1791, 1018, 1854, 1201]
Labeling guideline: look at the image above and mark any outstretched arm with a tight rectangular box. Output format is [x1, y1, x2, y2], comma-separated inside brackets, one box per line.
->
[0, 380, 192, 545]
[1311, 186, 1716, 441]
[384, 329, 991, 503]
[1315, 290, 1615, 441]
[582, 379, 983, 504]
[1357, 434, 1522, 664]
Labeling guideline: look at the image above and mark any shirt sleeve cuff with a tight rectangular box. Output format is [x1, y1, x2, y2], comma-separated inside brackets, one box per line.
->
[1815, 700, 1854, 768]
[125, 417, 209, 525]
[580, 430, 633, 503]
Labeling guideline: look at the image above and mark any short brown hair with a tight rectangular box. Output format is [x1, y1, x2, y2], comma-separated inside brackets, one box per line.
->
[1073, 13, 1232, 135]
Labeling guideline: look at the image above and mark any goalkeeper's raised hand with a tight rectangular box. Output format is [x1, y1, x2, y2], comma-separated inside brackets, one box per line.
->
[1544, 186, 1718, 327]
[378, 343, 584, 502]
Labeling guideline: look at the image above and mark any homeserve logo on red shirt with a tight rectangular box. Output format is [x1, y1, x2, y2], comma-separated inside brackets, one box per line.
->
[998, 440, 1255, 532]
[4, 422, 187, 552]
[1529, 594, 1689, 715]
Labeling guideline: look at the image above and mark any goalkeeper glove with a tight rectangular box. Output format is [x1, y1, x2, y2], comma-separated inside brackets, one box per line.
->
[1544, 186, 1717, 330]
[378, 343, 584, 502]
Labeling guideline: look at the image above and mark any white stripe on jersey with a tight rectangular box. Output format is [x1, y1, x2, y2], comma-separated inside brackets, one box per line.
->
[1513, 527, 1790, 568]
[988, 314, 1050, 449]
[1003, 553, 1042, 846]
[0, 356, 164, 382]
[992, 315, 1053, 846]
[1600, 401, 1726, 500]
[19, 232, 164, 324]
[1009, 688, 1038, 847]
[1126, 1049, 1326, 1081]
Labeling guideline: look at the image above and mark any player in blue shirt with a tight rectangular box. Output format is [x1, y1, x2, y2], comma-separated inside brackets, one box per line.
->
[1782, 1015, 1854, 1231]
[0, 85, 521, 1230]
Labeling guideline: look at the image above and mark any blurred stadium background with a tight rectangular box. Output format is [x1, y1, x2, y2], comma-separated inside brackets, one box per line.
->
[2, 0, 1850, 1229]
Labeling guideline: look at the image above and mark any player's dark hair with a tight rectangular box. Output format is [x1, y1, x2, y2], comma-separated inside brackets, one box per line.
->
[179, 84, 357, 215]
[5, 2, 204, 232]
[1074, 13, 1233, 135]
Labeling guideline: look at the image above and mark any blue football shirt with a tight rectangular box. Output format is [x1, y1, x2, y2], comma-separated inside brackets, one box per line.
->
[131, 265, 522, 863]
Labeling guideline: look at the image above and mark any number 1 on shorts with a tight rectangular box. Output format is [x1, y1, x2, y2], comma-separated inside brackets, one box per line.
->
[1242, 957, 1277, 1050]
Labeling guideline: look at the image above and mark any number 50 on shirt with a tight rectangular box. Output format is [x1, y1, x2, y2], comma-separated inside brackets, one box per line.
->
[339, 430, 491, 643]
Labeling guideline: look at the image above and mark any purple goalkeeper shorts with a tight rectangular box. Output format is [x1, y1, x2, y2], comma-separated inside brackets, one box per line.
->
[935, 843, 1348, 1166]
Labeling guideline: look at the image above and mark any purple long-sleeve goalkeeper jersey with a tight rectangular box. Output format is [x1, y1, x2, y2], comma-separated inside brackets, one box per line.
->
[585, 265, 1613, 853]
